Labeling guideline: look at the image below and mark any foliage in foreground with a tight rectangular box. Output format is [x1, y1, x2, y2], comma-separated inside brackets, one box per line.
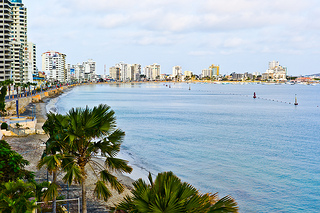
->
[0, 179, 36, 213]
[38, 104, 132, 213]
[111, 171, 239, 213]
[0, 140, 34, 183]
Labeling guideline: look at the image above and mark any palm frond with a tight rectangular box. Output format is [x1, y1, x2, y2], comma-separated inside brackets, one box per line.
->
[208, 195, 239, 213]
[42, 182, 59, 203]
[100, 170, 124, 193]
[94, 180, 112, 201]
[62, 162, 82, 185]
[105, 157, 133, 174]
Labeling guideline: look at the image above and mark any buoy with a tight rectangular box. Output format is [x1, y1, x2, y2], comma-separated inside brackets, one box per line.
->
[294, 94, 298, 105]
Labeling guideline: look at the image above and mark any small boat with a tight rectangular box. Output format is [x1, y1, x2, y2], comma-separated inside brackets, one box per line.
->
[294, 94, 298, 105]
[189, 85, 191, 90]
[253, 92, 256, 99]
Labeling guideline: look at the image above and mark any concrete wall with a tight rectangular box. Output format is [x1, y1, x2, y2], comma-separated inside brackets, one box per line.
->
[5, 89, 63, 116]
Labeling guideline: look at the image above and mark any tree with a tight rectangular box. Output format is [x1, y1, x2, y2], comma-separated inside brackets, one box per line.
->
[38, 113, 68, 213]
[111, 171, 239, 213]
[0, 140, 34, 183]
[40, 104, 132, 213]
[0, 83, 7, 115]
[0, 179, 37, 213]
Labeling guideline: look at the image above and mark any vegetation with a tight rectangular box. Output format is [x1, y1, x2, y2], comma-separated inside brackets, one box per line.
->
[0, 179, 37, 213]
[1, 122, 8, 130]
[0, 83, 7, 115]
[38, 104, 132, 213]
[0, 140, 34, 183]
[111, 171, 238, 213]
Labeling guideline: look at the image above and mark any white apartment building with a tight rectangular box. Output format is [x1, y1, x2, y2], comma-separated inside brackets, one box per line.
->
[42, 51, 66, 82]
[269, 61, 279, 69]
[127, 64, 141, 81]
[184, 71, 193, 78]
[109, 66, 120, 80]
[172, 66, 182, 78]
[263, 61, 287, 81]
[83, 59, 96, 81]
[115, 62, 128, 81]
[11, 0, 30, 83]
[27, 42, 36, 81]
[0, 0, 13, 81]
[144, 63, 160, 80]
[72, 63, 84, 82]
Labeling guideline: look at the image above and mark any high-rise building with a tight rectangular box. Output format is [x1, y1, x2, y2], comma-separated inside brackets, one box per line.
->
[202, 64, 220, 78]
[115, 62, 128, 81]
[83, 59, 96, 81]
[184, 71, 193, 78]
[209, 64, 220, 76]
[109, 66, 120, 80]
[27, 42, 36, 81]
[42, 51, 66, 82]
[127, 64, 141, 81]
[11, 0, 30, 83]
[72, 63, 84, 82]
[0, 0, 13, 81]
[172, 66, 182, 77]
[264, 61, 287, 81]
[144, 63, 160, 80]
[269, 61, 279, 69]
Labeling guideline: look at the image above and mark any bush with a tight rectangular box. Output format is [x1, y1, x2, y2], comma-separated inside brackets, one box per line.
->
[1, 122, 8, 130]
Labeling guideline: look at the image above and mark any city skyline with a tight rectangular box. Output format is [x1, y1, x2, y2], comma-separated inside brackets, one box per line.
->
[24, 0, 320, 76]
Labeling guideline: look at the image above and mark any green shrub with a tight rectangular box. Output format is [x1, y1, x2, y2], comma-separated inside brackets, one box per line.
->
[1, 122, 8, 130]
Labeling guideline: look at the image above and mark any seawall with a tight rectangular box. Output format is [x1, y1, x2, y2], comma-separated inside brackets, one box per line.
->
[5, 87, 67, 116]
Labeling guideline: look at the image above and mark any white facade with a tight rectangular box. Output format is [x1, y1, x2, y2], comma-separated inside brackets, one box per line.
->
[0, 0, 13, 81]
[115, 62, 128, 81]
[144, 63, 160, 80]
[172, 66, 182, 77]
[127, 64, 141, 81]
[109, 66, 120, 80]
[27, 42, 36, 82]
[42, 51, 66, 82]
[263, 61, 287, 81]
[83, 59, 96, 81]
[11, 0, 30, 83]
[269, 61, 279, 69]
[184, 71, 193, 77]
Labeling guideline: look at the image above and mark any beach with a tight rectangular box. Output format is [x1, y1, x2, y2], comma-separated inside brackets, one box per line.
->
[4, 87, 135, 212]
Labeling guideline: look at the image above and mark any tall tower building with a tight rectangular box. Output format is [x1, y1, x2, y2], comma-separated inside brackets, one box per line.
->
[42, 51, 66, 82]
[10, 0, 29, 83]
[144, 63, 160, 80]
[83, 59, 96, 81]
[27, 42, 36, 82]
[0, 0, 13, 81]
[115, 62, 128, 81]
[172, 66, 182, 77]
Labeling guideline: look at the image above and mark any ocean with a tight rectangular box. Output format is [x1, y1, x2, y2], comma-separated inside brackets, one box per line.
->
[50, 82, 320, 213]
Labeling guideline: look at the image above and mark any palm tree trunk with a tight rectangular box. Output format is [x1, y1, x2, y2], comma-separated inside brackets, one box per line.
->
[53, 171, 57, 213]
[81, 170, 87, 213]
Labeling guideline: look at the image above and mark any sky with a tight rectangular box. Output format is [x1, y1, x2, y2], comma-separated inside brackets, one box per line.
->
[23, 0, 320, 76]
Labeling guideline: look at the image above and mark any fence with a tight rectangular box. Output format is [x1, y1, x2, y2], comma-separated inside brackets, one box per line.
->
[35, 198, 80, 213]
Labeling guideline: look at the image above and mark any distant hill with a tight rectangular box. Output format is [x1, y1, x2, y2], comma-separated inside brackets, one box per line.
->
[305, 73, 320, 77]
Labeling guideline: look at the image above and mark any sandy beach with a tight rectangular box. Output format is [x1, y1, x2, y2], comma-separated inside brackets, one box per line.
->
[4, 87, 134, 212]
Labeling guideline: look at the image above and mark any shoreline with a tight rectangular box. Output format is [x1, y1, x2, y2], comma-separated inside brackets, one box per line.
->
[4, 86, 135, 210]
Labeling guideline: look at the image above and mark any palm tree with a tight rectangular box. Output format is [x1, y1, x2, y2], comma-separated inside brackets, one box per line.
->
[15, 82, 21, 98]
[38, 113, 68, 213]
[111, 171, 239, 213]
[40, 104, 132, 213]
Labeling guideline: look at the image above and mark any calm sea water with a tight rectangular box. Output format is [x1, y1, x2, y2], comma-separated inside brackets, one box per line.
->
[53, 83, 320, 213]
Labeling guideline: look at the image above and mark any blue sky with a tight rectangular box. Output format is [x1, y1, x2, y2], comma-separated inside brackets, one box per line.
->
[24, 0, 320, 76]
